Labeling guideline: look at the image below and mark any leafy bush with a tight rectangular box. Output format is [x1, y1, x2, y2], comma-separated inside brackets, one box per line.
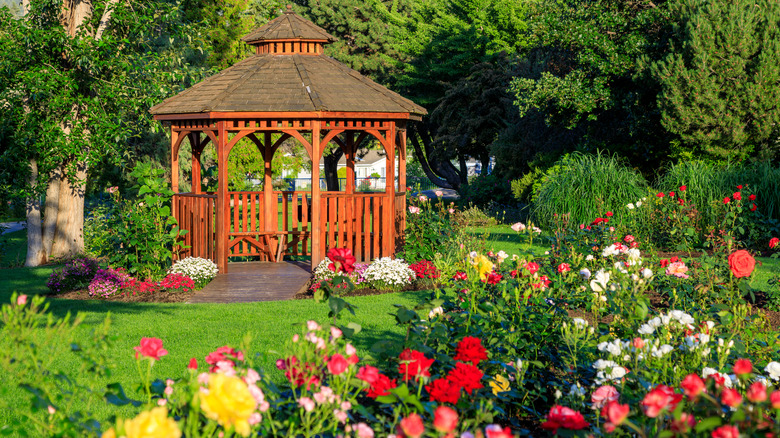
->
[532, 152, 648, 229]
[85, 162, 185, 280]
[453, 204, 497, 227]
[46, 257, 100, 294]
[399, 193, 456, 262]
[510, 168, 544, 203]
[458, 173, 514, 208]
[88, 267, 131, 298]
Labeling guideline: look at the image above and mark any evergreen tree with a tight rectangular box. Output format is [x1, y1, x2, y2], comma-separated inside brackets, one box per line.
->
[651, 0, 780, 161]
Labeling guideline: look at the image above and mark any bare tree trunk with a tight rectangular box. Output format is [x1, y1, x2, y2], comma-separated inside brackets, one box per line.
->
[22, 0, 30, 15]
[323, 148, 344, 191]
[50, 162, 87, 259]
[42, 166, 62, 256]
[25, 159, 46, 267]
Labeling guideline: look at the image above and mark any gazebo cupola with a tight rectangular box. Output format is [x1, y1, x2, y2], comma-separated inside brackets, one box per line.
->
[243, 5, 335, 55]
[150, 6, 426, 274]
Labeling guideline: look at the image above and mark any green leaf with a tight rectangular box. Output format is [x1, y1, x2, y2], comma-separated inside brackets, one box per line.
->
[694, 417, 722, 433]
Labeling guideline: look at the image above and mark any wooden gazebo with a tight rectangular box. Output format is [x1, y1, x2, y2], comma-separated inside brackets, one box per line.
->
[150, 6, 426, 273]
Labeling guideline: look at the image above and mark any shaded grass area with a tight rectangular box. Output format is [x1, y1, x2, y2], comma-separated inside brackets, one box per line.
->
[1, 229, 27, 268]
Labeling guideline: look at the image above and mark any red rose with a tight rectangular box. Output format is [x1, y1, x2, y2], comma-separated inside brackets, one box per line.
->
[747, 381, 767, 403]
[399, 413, 425, 438]
[670, 413, 695, 435]
[541, 405, 590, 432]
[678, 198, 685, 206]
[721, 388, 742, 407]
[188, 358, 198, 370]
[453, 336, 488, 366]
[771, 391, 780, 409]
[641, 385, 681, 418]
[557, 263, 571, 273]
[657, 192, 665, 198]
[356, 365, 380, 384]
[659, 259, 669, 267]
[737, 184, 743, 189]
[732, 358, 752, 375]
[485, 272, 503, 285]
[327, 247, 356, 273]
[427, 377, 461, 404]
[453, 271, 468, 281]
[712, 425, 739, 438]
[724, 197, 731, 204]
[447, 362, 484, 395]
[485, 425, 515, 438]
[591, 217, 608, 226]
[771, 237, 780, 249]
[366, 373, 397, 398]
[679, 185, 687, 191]
[748, 194, 756, 201]
[681, 374, 704, 399]
[134, 337, 168, 361]
[670, 256, 680, 263]
[750, 203, 757, 211]
[728, 250, 755, 278]
[433, 406, 459, 433]
[525, 262, 540, 274]
[327, 354, 348, 375]
[398, 349, 434, 381]
[668, 191, 675, 197]
[733, 192, 742, 201]
[510, 270, 518, 278]
[605, 211, 613, 217]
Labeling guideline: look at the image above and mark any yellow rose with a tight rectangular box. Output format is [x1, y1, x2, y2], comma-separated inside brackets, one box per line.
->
[101, 428, 117, 438]
[489, 374, 510, 396]
[123, 407, 180, 438]
[199, 373, 257, 437]
[471, 254, 494, 281]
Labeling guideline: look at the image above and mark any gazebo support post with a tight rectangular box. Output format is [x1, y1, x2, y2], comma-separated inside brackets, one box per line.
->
[398, 128, 407, 193]
[171, 131, 180, 194]
[384, 122, 396, 256]
[263, 132, 275, 259]
[216, 121, 229, 273]
[311, 121, 322, 266]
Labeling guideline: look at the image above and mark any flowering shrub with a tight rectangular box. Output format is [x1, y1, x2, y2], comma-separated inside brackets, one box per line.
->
[88, 267, 131, 298]
[361, 257, 414, 290]
[160, 272, 195, 293]
[168, 257, 218, 288]
[46, 257, 100, 294]
[400, 191, 457, 262]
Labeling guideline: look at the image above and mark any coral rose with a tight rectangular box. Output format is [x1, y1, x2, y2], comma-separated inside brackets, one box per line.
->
[641, 385, 681, 418]
[134, 338, 168, 361]
[770, 237, 779, 249]
[728, 250, 755, 278]
[122, 407, 180, 438]
[199, 373, 258, 437]
[541, 405, 590, 432]
[327, 354, 348, 375]
[399, 413, 425, 438]
[712, 425, 739, 438]
[485, 425, 514, 438]
[591, 385, 619, 409]
[681, 374, 704, 399]
[398, 349, 434, 380]
[327, 247, 356, 273]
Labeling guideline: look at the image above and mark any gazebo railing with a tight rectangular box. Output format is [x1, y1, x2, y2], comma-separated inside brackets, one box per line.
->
[319, 192, 395, 263]
[173, 193, 217, 261]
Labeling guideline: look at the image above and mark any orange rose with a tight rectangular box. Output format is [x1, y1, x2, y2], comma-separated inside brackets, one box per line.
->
[728, 250, 755, 278]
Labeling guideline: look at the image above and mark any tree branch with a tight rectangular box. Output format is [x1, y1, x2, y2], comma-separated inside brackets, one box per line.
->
[95, 0, 120, 41]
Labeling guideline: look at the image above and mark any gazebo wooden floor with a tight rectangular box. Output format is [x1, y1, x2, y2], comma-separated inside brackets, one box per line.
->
[187, 261, 311, 303]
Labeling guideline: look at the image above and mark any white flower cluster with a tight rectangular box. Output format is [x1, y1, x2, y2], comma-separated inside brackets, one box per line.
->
[362, 257, 414, 288]
[169, 257, 218, 284]
[592, 359, 627, 384]
[313, 257, 337, 282]
[626, 197, 647, 210]
[637, 310, 697, 335]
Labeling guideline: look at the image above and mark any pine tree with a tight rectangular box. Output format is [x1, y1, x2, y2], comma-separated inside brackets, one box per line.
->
[651, 0, 780, 161]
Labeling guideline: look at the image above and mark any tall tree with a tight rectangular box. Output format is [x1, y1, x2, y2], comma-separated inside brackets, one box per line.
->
[651, 0, 780, 162]
[509, 0, 675, 173]
[0, 0, 205, 266]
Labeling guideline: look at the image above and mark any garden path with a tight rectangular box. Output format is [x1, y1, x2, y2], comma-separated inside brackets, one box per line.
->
[187, 261, 311, 303]
[0, 222, 24, 234]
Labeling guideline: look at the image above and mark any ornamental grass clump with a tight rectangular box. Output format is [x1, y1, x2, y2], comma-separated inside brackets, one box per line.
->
[168, 257, 218, 289]
[362, 257, 414, 291]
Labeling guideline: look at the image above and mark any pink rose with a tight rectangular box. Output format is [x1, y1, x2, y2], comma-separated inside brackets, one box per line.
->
[591, 385, 620, 409]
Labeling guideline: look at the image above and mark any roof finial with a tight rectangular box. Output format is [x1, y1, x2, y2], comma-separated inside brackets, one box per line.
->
[285, 4, 294, 14]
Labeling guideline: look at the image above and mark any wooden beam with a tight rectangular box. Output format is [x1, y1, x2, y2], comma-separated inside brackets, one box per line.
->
[345, 132, 355, 194]
[171, 131, 180, 194]
[191, 133, 203, 194]
[154, 111, 421, 121]
[384, 122, 396, 257]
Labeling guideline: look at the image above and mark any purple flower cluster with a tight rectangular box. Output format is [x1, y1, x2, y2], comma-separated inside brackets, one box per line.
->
[47, 257, 100, 294]
[351, 263, 370, 285]
[88, 268, 130, 298]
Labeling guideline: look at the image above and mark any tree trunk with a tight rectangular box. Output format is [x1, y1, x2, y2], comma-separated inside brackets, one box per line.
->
[42, 166, 62, 257]
[323, 148, 344, 191]
[408, 121, 465, 190]
[49, 162, 87, 259]
[25, 159, 46, 267]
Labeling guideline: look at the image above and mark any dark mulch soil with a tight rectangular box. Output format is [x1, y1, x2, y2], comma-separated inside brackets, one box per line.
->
[50, 289, 192, 303]
[293, 283, 428, 300]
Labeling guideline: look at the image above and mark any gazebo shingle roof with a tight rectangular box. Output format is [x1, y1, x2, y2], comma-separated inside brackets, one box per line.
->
[150, 7, 426, 118]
